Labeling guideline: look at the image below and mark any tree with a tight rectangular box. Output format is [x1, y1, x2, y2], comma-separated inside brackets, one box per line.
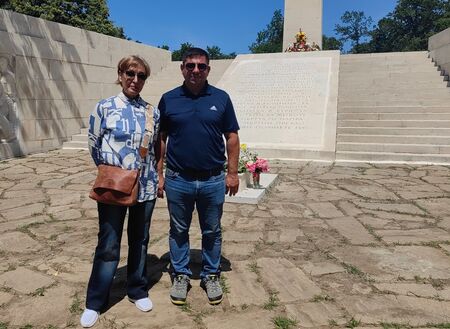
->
[322, 35, 343, 51]
[0, 0, 125, 38]
[206, 46, 236, 60]
[335, 11, 373, 53]
[171, 42, 194, 61]
[368, 0, 449, 52]
[249, 9, 284, 53]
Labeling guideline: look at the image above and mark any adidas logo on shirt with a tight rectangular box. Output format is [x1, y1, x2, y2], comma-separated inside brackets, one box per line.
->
[209, 106, 218, 111]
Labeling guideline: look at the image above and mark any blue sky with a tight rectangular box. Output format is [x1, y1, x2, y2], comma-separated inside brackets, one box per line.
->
[107, 0, 398, 54]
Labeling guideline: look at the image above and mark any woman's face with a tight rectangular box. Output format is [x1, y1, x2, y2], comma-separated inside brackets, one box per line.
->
[118, 63, 147, 99]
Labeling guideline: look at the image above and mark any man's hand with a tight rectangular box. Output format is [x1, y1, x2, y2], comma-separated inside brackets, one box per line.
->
[157, 176, 165, 198]
[225, 172, 239, 196]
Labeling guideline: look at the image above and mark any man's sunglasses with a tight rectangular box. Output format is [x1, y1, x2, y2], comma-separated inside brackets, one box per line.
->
[124, 70, 147, 81]
[184, 63, 209, 72]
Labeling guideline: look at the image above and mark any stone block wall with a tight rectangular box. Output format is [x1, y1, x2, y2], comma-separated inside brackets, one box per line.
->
[429, 27, 450, 78]
[0, 9, 171, 159]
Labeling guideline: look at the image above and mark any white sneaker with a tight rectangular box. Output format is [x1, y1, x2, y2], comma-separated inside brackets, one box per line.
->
[80, 309, 99, 328]
[129, 297, 153, 312]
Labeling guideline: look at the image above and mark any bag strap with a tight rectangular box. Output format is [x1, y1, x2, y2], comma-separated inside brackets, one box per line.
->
[139, 104, 154, 159]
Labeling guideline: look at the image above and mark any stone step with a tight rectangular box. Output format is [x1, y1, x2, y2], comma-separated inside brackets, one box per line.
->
[339, 81, 449, 90]
[337, 142, 450, 154]
[71, 134, 88, 142]
[339, 93, 450, 101]
[61, 141, 88, 150]
[337, 134, 450, 145]
[80, 128, 88, 135]
[341, 51, 428, 60]
[339, 100, 448, 107]
[335, 150, 450, 164]
[338, 113, 450, 121]
[337, 127, 450, 136]
[338, 106, 450, 114]
[338, 120, 450, 128]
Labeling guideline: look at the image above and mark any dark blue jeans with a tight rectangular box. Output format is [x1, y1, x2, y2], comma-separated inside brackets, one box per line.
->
[165, 168, 225, 279]
[85, 199, 156, 311]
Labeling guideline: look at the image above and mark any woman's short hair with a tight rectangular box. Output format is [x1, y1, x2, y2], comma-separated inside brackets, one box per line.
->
[116, 55, 151, 84]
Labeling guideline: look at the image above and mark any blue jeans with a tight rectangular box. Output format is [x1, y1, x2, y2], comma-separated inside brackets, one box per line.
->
[86, 199, 156, 311]
[165, 168, 225, 279]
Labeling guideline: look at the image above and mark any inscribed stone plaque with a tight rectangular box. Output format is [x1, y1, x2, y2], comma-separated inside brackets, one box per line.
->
[217, 51, 339, 160]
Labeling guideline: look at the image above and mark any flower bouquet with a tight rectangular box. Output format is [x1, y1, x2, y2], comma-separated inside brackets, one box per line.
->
[245, 157, 270, 188]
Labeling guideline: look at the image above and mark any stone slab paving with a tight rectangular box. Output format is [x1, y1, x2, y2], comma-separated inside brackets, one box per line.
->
[2, 150, 450, 328]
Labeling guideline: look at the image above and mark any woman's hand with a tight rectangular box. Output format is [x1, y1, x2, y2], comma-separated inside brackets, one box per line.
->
[157, 176, 165, 198]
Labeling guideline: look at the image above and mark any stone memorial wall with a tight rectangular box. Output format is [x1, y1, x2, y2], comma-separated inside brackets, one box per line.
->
[0, 9, 170, 159]
[217, 51, 340, 160]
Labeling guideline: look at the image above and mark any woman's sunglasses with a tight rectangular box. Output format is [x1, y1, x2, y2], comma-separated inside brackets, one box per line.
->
[184, 63, 209, 72]
[124, 70, 147, 81]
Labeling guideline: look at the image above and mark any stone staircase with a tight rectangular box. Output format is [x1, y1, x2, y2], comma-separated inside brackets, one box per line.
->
[336, 51, 450, 163]
[62, 59, 233, 150]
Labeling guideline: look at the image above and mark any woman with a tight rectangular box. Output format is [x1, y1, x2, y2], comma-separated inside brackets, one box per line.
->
[81, 55, 160, 328]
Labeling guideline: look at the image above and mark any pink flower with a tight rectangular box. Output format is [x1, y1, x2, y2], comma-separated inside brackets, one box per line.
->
[245, 157, 270, 173]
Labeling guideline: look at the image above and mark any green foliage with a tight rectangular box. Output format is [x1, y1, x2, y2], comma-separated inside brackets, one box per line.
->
[368, 0, 449, 52]
[171, 42, 194, 61]
[158, 45, 170, 50]
[0, 322, 8, 329]
[0, 0, 125, 38]
[272, 316, 298, 329]
[322, 35, 343, 51]
[263, 291, 279, 310]
[346, 317, 361, 328]
[206, 46, 236, 59]
[335, 11, 373, 53]
[249, 9, 284, 53]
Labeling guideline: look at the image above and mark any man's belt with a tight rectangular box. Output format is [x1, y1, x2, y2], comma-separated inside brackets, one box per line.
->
[168, 165, 223, 179]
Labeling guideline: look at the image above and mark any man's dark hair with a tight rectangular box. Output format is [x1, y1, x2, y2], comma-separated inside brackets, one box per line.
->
[182, 47, 210, 64]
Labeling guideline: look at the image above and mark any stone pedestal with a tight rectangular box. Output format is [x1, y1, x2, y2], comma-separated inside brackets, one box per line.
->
[283, 0, 323, 51]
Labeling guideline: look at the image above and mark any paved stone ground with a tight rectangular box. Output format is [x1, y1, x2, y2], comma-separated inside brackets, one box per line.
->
[1, 149, 450, 329]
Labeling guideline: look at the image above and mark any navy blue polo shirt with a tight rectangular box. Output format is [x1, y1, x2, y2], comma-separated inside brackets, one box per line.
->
[158, 82, 240, 172]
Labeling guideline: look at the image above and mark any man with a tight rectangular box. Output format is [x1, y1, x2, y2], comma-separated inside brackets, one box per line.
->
[157, 47, 240, 305]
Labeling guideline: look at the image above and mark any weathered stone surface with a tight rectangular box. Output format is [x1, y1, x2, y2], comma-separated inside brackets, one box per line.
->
[0, 291, 13, 306]
[340, 295, 450, 326]
[376, 228, 450, 244]
[307, 202, 344, 218]
[355, 201, 426, 215]
[285, 302, 346, 327]
[0, 267, 54, 294]
[258, 257, 321, 302]
[327, 217, 376, 245]
[225, 261, 267, 306]
[203, 309, 273, 329]
[1, 203, 46, 220]
[337, 200, 363, 216]
[416, 198, 450, 217]
[301, 261, 345, 276]
[222, 242, 254, 257]
[2, 150, 450, 327]
[332, 246, 450, 280]
[0, 284, 74, 327]
[374, 283, 439, 298]
[224, 231, 263, 242]
[338, 182, 399, 200]
[0, 231, 42, 252]
[395, 185, 445, 200]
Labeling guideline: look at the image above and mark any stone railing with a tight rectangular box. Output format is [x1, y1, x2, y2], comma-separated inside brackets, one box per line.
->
[429, 27, 450, 78]
[0, 9, 171, 159]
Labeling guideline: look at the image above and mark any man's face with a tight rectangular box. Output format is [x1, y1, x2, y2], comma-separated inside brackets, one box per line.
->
[181, 55, 210, 90]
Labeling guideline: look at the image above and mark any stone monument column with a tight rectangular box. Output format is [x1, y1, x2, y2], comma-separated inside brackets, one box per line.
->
[283, 0, 323, 51]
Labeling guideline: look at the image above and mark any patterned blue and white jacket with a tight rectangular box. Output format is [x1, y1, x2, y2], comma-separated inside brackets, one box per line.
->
[88, 92, 160, 202]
